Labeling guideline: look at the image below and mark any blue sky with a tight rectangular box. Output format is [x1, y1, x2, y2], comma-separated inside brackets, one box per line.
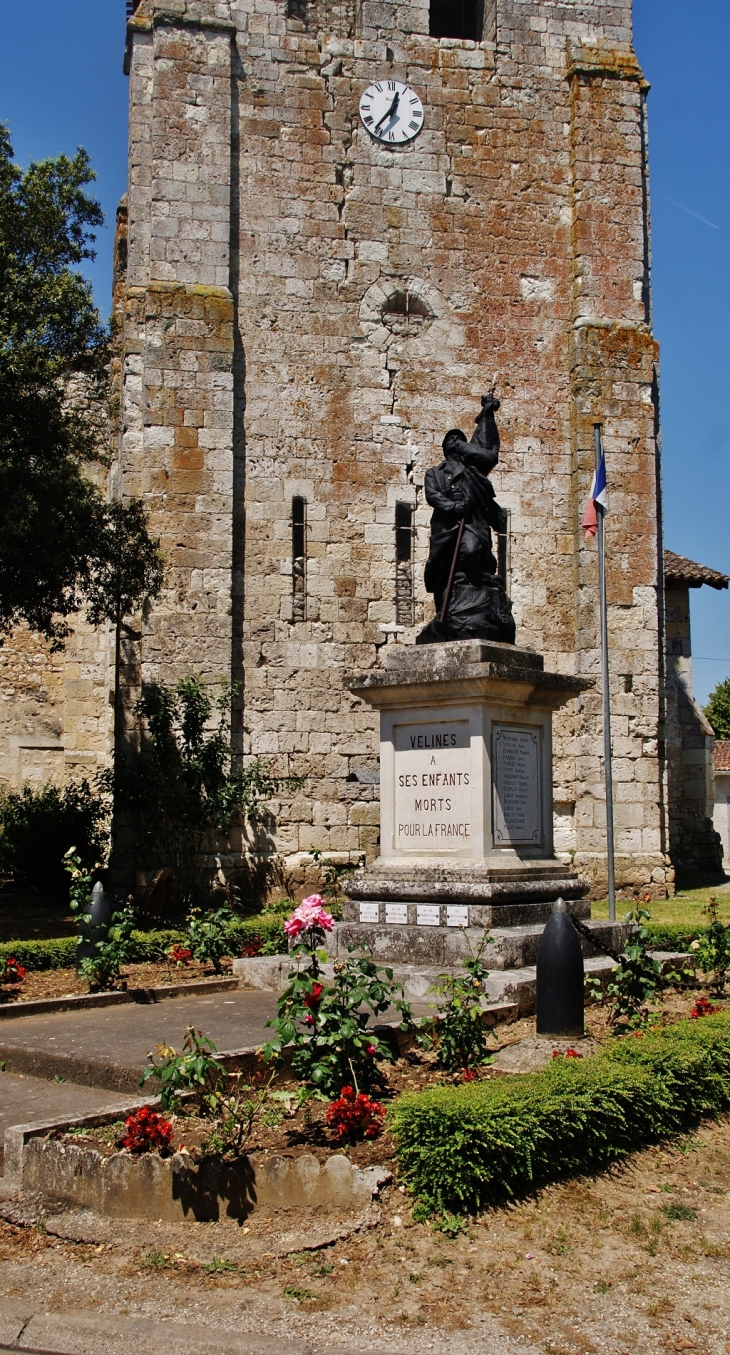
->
[1, 0, 728, 702]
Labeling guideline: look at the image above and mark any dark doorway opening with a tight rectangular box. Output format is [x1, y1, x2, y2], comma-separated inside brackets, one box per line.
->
[429, 0, 484, 40]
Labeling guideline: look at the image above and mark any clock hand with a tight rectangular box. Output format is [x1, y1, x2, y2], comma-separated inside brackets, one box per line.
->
[374, 91, 400, 132]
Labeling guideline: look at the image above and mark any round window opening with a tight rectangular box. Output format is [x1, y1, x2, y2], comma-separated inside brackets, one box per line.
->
[380, 290, 433, 337]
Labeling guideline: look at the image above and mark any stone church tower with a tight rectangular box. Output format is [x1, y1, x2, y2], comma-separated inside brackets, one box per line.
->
[112, 0, 671, 899]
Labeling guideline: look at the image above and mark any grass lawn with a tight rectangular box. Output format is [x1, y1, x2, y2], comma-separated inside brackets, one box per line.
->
[592, 874, 730, 927]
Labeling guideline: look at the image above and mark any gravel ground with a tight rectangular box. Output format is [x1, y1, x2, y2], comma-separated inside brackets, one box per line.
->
[2, 1115, 730, 1354]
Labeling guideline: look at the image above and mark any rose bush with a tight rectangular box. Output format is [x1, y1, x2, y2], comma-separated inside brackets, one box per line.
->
[121, 1106, 174, 1153]
[325, 1085, 385, 1142]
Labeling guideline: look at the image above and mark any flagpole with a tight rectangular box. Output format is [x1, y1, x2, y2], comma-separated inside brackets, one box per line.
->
[594, 423, 616, 924]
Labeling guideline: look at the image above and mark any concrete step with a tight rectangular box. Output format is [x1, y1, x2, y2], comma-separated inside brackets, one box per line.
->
[330, 917, 631, 969]
[233, 950, 692, 1018]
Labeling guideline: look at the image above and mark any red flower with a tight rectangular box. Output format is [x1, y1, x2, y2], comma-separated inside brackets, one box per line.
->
[240, 937, 262, 958]
[167, 945, 192, 966]
[564, 1048, 583, 1058]
[463, 1068, 478, 1081]
[690, 996, 718, 1019]
[122, 1106, 174, 1153]
[1, 957, 26, 983]
[303, 982, 324, 1011]
[366, 1043, 377, 1057]
[325, 1086, 385, 1142]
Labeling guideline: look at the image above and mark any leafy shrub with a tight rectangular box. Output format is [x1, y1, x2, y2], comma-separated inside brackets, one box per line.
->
[0, 936, 77, 971]
[201, 1073, 281, 1157]
[121, 1106, 173, 1153]
[187, 904, 240, 975]
[0, 915, 286, 976]
[262, 896, 413, 1095]
[325, 1086, 385, 1142]
[0, 779, 108, 896]
[690, 899, 730, 997]
[603, 908, 663, 1028]
[431, 934, 495, 1071]
[65, 849, 136, 991]
[390, 1013, 730, 1216]
[140, 1025, 222, 1112]
[645, 923, 706, 952]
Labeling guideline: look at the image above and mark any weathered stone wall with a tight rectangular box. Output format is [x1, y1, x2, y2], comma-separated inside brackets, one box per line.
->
[0, 0, 660, 901]
[113, 0, 672, 899]
[665, 583, 722, 872]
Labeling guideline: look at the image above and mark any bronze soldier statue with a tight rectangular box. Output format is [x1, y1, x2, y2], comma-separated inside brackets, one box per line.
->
[417, 394, 515, 645]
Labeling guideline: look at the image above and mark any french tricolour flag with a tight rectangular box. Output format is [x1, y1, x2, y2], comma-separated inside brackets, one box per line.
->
[582, 450, 607, 540]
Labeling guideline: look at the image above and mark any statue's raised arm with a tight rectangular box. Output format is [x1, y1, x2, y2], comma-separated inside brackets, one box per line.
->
[417, 395, 515, 646]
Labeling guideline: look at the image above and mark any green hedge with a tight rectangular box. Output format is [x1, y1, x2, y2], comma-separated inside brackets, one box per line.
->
[645, 923, 705, 951]
[390, 1013, 730, 1216]
[0, 915, 286, 972]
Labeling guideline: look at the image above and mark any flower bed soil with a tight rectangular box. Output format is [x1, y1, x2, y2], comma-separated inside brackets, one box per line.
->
[54, 986, 724, 1172]
[0, 958, 234, 1004]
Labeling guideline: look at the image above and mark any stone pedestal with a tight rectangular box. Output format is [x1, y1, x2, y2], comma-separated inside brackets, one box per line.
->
[339, 640, 594, 967]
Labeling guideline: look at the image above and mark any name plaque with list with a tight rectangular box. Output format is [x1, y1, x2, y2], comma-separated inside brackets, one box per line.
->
[393, 717, 471, 853]
[493, 725, 540, 845]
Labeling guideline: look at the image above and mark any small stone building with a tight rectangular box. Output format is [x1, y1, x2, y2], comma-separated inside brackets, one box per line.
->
[1, 0, 728, 901]
[664, 551, 728, 874]
[713, 742, 730, 868]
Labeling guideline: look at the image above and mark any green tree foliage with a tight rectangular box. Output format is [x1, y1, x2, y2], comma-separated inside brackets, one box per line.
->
[0, 780, 108, 896]
[0, 126, 162, 644]
[703, 678, 730, 740]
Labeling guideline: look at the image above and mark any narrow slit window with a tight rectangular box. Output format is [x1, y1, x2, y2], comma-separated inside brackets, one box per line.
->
[497, 508, 511, 596]
[395, 502, 414, 627]
[429, 0, 484, 41]
[292, 496, 306, 622]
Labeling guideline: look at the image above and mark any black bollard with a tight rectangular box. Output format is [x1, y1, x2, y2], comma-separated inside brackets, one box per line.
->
[536, 897, 585, 1038]
[77, 880, 113, 963]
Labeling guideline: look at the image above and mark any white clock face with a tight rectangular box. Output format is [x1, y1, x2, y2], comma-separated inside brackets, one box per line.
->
[359, 79, 424, 145]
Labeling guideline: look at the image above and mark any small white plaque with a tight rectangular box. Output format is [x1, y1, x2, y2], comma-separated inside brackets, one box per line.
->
[359, 903, 379, 923]
[386, 904, 408, 924]
[417, 905, 441, 927]
[446, 906, 469, 928]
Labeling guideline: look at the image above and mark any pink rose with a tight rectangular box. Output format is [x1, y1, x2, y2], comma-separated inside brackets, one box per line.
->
[285, 895, 334, 937]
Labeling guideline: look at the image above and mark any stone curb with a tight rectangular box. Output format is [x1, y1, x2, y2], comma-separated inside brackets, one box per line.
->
[0, 976, 241, 1022]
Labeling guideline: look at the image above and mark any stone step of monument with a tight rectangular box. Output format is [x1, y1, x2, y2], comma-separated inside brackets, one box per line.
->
[232, 952, 690, 1019]
[330, 918, 631, 970]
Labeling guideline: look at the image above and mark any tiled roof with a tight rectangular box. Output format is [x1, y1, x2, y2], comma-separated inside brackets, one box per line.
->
[715, 742, 730, 772]
[664, 550, 729, 591]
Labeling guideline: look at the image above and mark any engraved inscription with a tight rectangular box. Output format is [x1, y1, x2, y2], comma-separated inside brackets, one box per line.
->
[493, 725, 540, 845]
[359, 902, 379, 922]
[394, 718, 471, 853]
[417, 905, 440, 926]
[446, 906, 469, 928]
[385, 904, 408, 924]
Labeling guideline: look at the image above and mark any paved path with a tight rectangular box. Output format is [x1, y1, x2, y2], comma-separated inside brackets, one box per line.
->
[0, 1300, 543, 1355]
[0, 989, 279, 1093]
[0, 1072, 125, 1171]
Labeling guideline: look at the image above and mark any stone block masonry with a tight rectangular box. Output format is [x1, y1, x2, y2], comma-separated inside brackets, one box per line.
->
[113, 0, 671, 897]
